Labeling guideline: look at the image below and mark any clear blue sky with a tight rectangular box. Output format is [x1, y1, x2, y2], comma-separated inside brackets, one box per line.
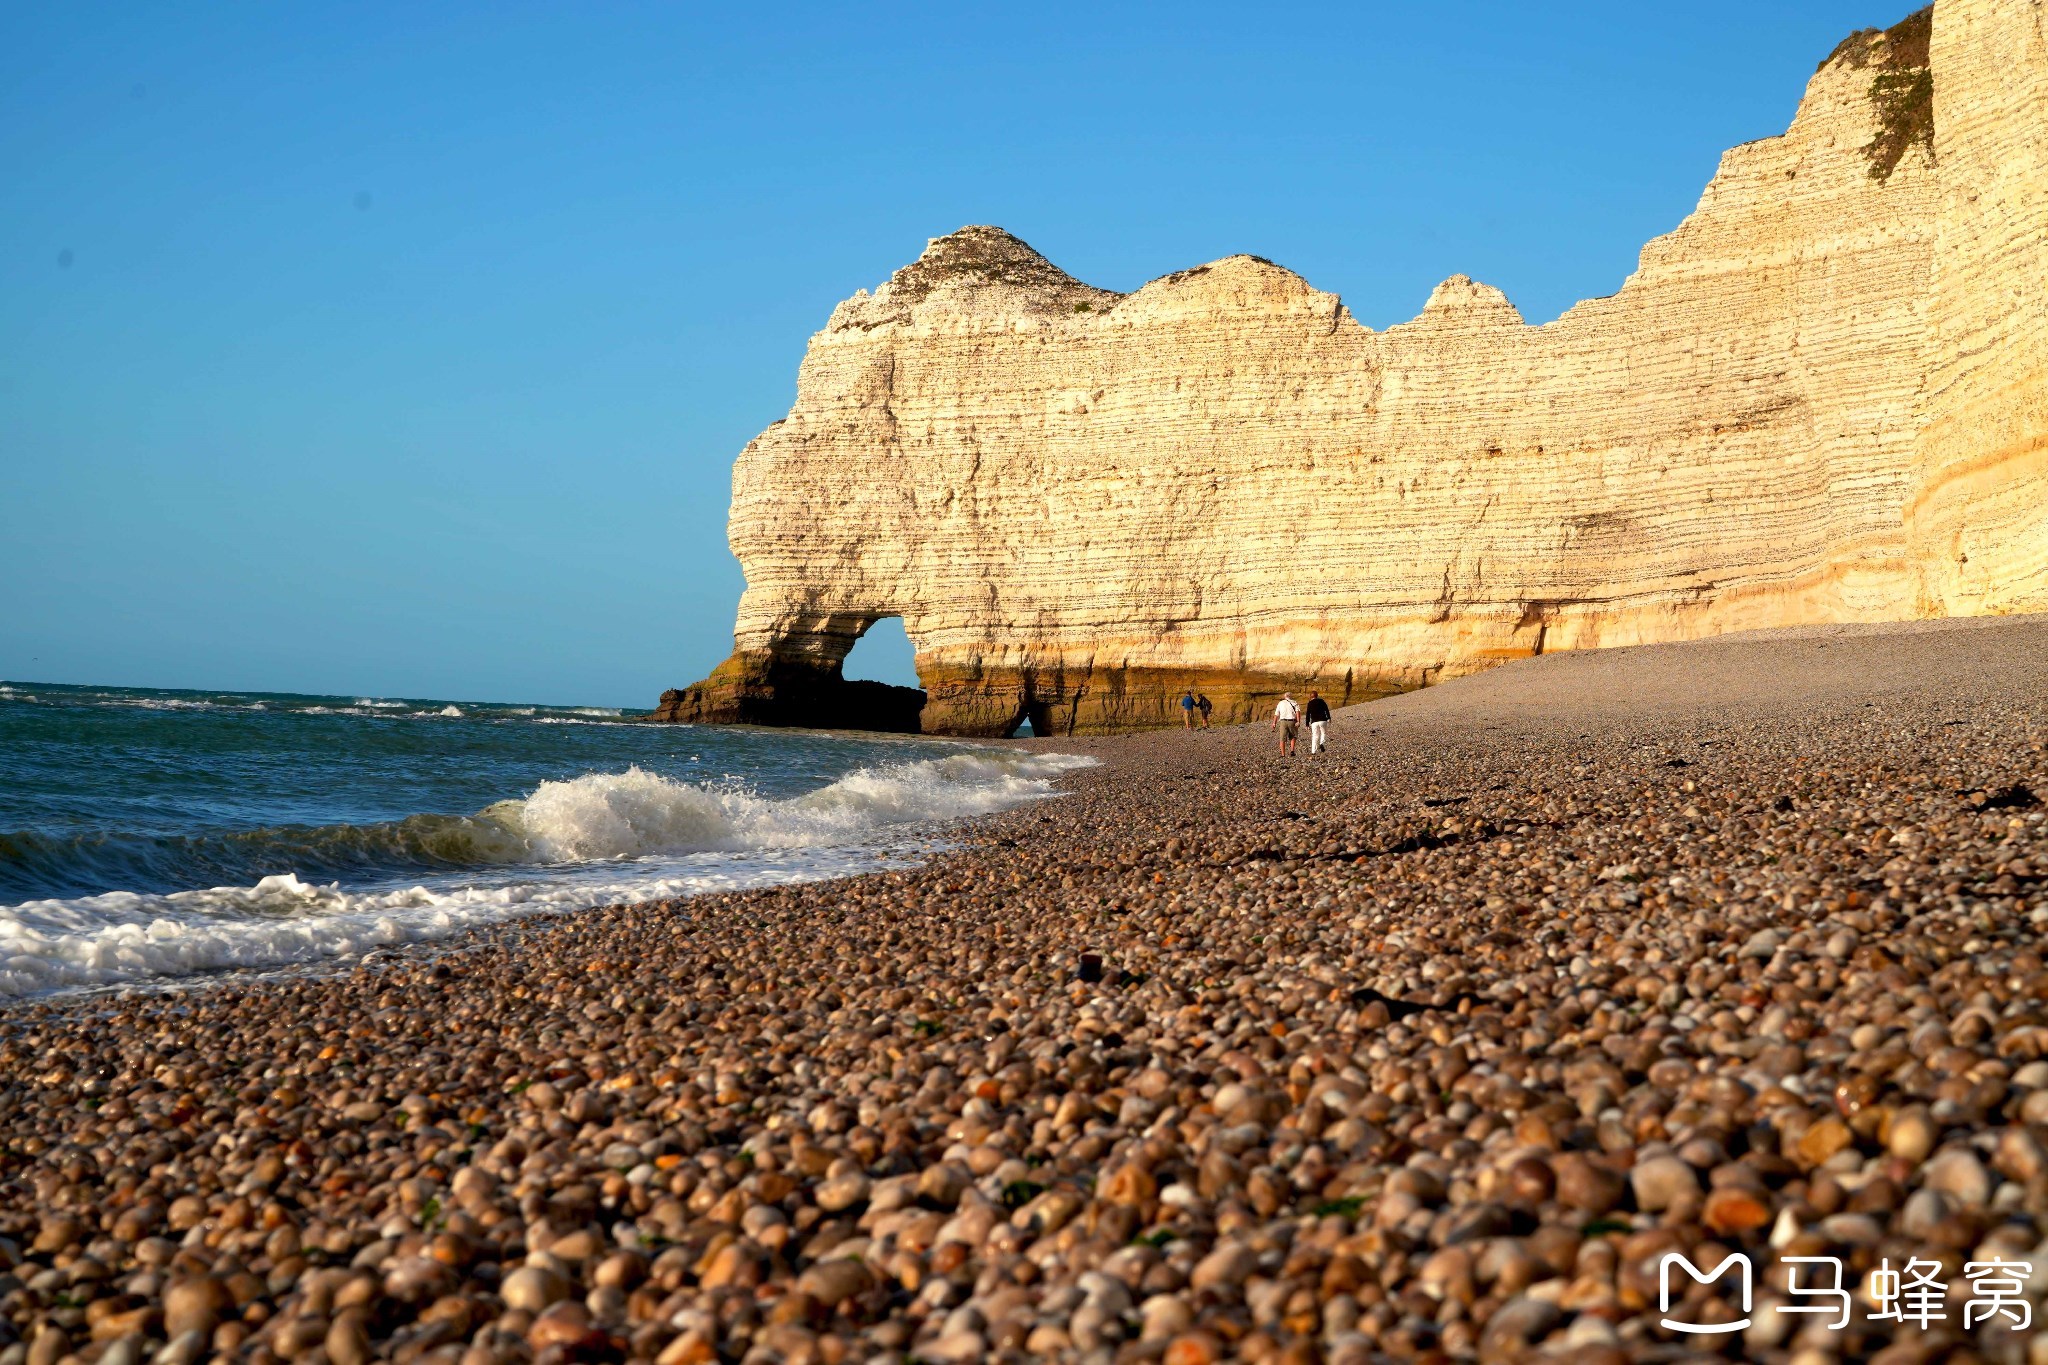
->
[1, 1, 1902, 706]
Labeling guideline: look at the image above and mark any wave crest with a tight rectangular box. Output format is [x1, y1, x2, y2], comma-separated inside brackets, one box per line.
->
[520, 768, 741, 861]
[0, 748, 1094, 996]
[516, 752, 1094, 861]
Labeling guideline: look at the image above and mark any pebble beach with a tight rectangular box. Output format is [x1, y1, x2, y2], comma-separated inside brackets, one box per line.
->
[3, 616, 2046, 1365]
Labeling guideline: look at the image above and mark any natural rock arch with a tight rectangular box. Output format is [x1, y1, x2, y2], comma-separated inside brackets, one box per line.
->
[663, 1, 2048, 737]
[654, 609, 926, 732]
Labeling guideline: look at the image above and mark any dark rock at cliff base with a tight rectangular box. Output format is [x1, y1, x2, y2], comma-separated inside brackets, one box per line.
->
[654, 651, 925, 733]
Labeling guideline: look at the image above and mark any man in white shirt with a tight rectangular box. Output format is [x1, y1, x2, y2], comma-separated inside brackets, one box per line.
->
[1271, 693, 1302, 756]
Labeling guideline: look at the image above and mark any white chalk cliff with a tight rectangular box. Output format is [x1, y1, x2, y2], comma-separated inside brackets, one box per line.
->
[663, 1, 2048, 735]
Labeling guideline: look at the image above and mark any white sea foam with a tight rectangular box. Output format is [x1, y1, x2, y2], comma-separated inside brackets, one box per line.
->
[0, 749, 1094, 997]
[0, 860, 877, 997]
[516, 752, 1092, 861]
[438, 706, 464, 718]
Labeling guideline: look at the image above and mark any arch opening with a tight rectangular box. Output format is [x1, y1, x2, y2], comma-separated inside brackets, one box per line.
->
[841, 615, 921, 689]
[1004, 700, 1053, 739]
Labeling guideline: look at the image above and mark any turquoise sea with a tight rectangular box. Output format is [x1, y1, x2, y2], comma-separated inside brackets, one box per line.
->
[0, 681, 1087, 997]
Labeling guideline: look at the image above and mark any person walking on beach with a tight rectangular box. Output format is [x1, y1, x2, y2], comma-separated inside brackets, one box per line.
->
[1180, 688, 1198, 729]
[1196, 693, 1213, 728]
[1305, 690, 1332, 754]
[1271, 692, 1301, 756]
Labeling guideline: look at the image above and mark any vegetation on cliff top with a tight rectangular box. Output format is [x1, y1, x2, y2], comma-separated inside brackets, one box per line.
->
[889, 225, 1103, 303]
[1822, 5, 1935, 182]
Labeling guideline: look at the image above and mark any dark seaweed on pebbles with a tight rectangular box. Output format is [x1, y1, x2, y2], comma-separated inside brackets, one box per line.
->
[2, 615, 2046, 1365]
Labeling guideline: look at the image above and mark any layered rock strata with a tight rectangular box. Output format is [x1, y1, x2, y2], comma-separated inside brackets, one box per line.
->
[670, 0, 2047, 736]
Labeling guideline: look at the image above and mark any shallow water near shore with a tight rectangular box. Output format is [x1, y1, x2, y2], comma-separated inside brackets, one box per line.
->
[0, 681, 1090, 997]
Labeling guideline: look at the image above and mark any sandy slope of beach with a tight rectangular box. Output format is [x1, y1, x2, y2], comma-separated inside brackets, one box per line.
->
[3, 617, 2046, 1365]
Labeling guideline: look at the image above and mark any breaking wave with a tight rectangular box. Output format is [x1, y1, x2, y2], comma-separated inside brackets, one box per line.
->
[0, 751, 1093, 997]
[515, 754, 1092, 860]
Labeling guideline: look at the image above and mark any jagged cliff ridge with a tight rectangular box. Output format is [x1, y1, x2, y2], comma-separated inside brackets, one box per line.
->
[663, 0, 2048, 736]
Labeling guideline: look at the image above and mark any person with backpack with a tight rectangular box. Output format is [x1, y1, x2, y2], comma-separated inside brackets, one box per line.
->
[1305, 690, 1332, 754]
[1196, 693, 1213, 728]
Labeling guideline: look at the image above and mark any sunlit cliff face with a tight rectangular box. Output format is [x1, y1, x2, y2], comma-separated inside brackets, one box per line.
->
[670, 1, 2047, 737]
